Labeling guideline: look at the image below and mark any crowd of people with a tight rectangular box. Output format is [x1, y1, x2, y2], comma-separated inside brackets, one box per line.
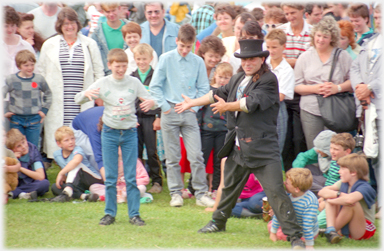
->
[2, 1, 382, 249]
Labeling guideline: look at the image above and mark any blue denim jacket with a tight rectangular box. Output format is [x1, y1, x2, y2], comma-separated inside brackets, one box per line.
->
[91, 20, 129, 76]
[140, 19, 179, 56]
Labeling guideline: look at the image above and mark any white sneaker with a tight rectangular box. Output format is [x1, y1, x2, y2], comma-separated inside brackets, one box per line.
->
[18, 192, 31, 199]
[196, 192, 215, 207]
[170, 194, 183, 207]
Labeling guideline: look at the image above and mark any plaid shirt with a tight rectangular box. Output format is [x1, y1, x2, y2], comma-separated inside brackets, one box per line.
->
[278, 21, 313, 59]
[191, 4, 215, 35]
[3, 73, 52, 115]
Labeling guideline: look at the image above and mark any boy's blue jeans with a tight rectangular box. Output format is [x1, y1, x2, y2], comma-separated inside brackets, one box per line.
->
[10, 114, 42, 147]
[101, 125, 140, 218]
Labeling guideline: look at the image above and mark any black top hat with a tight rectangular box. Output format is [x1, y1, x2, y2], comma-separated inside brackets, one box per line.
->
[234, 39, 269, 58]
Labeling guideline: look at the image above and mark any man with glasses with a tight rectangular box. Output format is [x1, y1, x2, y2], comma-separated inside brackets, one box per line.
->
[140, 2, 179, 57]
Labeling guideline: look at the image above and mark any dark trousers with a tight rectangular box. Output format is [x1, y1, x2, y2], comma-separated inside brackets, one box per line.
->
[282, 96, 307, 172]
[137, 115, 162, 186]
[51, 169, 103, 199]
[212, 149, 302, 238]
[12, 179, 50, 199]
[188, 130, 226, 193]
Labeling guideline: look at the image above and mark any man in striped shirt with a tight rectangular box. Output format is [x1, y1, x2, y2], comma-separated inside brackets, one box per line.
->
[278, 3, 312, 172]
[269, 168, 319, 249]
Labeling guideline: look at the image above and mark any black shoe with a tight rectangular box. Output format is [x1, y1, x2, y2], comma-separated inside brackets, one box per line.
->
[30, 191, 38, 200]
[129, 216, 146, 226]
[290, 236, 305, 249]
[197, 220, 225, 233]
[99, 215, 115, 226]
[325, 231, 342, 244]
[86, 193, 99, 202]
[50, 192, 70, 202]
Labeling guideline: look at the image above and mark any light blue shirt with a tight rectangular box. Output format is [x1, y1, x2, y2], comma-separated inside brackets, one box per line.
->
[149, 49, 210, 112]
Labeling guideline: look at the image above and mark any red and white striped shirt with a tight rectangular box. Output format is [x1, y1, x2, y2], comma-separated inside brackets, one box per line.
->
[278, 21, 313, 59]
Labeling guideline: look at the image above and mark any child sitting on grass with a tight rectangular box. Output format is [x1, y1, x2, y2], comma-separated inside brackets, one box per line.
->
[75, 48, 156, 226]
[5, 129, 49, 200]
[268, 168, 319, 249]
[318, 153, 376, 243]
[50, 126, 103, 202]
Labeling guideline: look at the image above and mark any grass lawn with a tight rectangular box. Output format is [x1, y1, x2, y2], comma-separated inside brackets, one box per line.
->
[4, 163, 381, 249]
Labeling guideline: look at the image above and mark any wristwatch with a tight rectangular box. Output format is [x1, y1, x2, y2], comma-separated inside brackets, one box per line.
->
[367, 84, 373, 92]
[337, 85, 342, 93]
[336, 191, 341, 197]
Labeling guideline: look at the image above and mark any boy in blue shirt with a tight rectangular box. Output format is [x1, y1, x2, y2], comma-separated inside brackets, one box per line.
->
[149, 23, 214, 208]
[50, 126, 103, 202]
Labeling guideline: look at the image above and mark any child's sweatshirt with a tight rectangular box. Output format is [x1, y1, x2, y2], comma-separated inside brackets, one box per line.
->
[75, 75, 157, 130]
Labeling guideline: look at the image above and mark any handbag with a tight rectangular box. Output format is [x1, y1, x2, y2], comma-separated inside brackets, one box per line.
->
[316, 48, 358, 133]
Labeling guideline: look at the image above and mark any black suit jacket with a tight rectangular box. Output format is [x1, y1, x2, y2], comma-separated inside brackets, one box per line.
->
[214, 70, 281, 168]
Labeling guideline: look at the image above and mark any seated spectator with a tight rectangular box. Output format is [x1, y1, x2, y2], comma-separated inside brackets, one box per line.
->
[338, 20, 361, 60]
[268, 168, 319, 249]
[50, 126, 103, 202]
[122, 21, 158, 76]
[318, 153, 376, 243]
[5, 129, 49, 200]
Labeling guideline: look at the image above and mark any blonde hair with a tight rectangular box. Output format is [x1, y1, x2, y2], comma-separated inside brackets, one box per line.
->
[15, 49, 36, 68]
[285, 168, 313, 192]
[265, 29, 287, 45]
[330, 133, 355, 151]
[337, 153, 369, 181]
[101, 2, 120, 11]
[55, 126, 74, 142]
[210, 62, 233, 86]
[132, 43, 154, 58]
[5, 129, 26, 150]
[310, 16, 340, 48]
[107, 48, 128, 63]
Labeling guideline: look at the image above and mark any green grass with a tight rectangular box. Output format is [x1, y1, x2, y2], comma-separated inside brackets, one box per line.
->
[4, 164, 381, 249]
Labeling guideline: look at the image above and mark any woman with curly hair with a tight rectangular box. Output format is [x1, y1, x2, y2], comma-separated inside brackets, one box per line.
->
[16, 12, 46, 58]
[337, 20, 361, 60]
[196, 35, 226, 81]
[294, 16, 353, 149]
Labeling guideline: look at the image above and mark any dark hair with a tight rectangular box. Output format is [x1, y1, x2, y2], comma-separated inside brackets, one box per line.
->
[17, 12, 45, 52]
[241, 20, 264, 40]
[215, 3, 236, 20]
[305, 3, 325, 15]
[348, 3, 370, 24]
[196, 35, 226, 58]
[235, 12, 256, 24]
[232, 5, 247, 16]
[55, 7, 82, 35]
[178, 23, 196, 43]
[4, 6, 20, 26]
[251, 7, 264, 21]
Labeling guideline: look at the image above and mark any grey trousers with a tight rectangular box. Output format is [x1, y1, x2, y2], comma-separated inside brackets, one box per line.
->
[212, 149, 303, 238]
[300, 109, 328, 150]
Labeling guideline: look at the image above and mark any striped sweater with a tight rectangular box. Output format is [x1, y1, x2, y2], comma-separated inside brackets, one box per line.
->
[324, 160, 340, 186]
[271, 190, 319, 246]
[277, 21, 312, 59]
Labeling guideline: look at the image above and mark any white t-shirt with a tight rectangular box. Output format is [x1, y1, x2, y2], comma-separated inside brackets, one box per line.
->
[28, 6, 61, 39]
[266, 57, 295, 100]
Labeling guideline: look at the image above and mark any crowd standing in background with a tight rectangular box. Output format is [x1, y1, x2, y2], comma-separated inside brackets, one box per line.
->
[2, 1, 382, 248]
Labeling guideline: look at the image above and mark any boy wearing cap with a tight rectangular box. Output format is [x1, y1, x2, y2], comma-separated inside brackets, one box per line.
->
[175, 39, 305, 249]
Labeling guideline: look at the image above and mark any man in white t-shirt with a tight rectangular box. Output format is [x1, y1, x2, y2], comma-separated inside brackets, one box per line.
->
[28, 3, 61, 40]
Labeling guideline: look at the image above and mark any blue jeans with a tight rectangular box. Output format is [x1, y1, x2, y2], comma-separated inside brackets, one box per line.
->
[161, 105, 208, 199]
[10, 114, 42, 147]
[101, 125, 140, 218]
[231, 191, 266, 217]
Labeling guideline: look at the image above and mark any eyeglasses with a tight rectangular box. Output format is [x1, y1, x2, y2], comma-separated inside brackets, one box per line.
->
[263, 23, 283, 29]
[146, 10, 161, 16]
[63, 21, 77, 27]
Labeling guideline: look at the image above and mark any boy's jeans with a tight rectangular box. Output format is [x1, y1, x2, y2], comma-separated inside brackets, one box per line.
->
[101, 125, 140, 218]
[161, 105, 208, 199]
[10, 114, 42, 147]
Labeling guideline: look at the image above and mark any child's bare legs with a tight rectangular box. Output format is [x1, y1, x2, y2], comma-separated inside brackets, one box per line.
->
[208, 173, 213, 192]
[205, 158, 226, 212]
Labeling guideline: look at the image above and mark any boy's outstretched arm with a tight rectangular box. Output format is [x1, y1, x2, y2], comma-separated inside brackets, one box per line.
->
[55, 154, 83, 189]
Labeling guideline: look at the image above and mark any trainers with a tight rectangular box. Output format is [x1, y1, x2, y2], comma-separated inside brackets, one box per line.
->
[290, 236, 305, 249]
[50, 192, 70, 202]
[99, 214, 115, 226]
[18, 192, 31, 199]
[197, 220, 225, 233]
[170, 194, 183, 207]
[148, 182, 163, 194]
[29, 191, 38, 200]
[86, 193, 99, 202]
[196, 193, 215, 207]
[325, 231, 343, 244]
[129, 216, 146, 226]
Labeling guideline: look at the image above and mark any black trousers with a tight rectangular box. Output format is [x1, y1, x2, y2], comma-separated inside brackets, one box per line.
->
[282, 95, 307, 172]
[51, 169, 103, 199]
[137, 115, 162, 186]
[212, 148, 302, 238]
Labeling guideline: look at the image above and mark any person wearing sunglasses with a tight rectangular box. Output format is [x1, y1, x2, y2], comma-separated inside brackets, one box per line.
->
[263, 8, 288, 34]
[140, 2, 179, 57]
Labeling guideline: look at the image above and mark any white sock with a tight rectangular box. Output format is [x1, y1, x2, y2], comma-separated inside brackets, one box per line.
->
[18, 192, 30, 199]
[80, 193, 88, 200]
[63, 187, 73, 197]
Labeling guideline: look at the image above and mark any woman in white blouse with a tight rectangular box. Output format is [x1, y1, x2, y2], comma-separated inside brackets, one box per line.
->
[294, 16, 353, 149]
